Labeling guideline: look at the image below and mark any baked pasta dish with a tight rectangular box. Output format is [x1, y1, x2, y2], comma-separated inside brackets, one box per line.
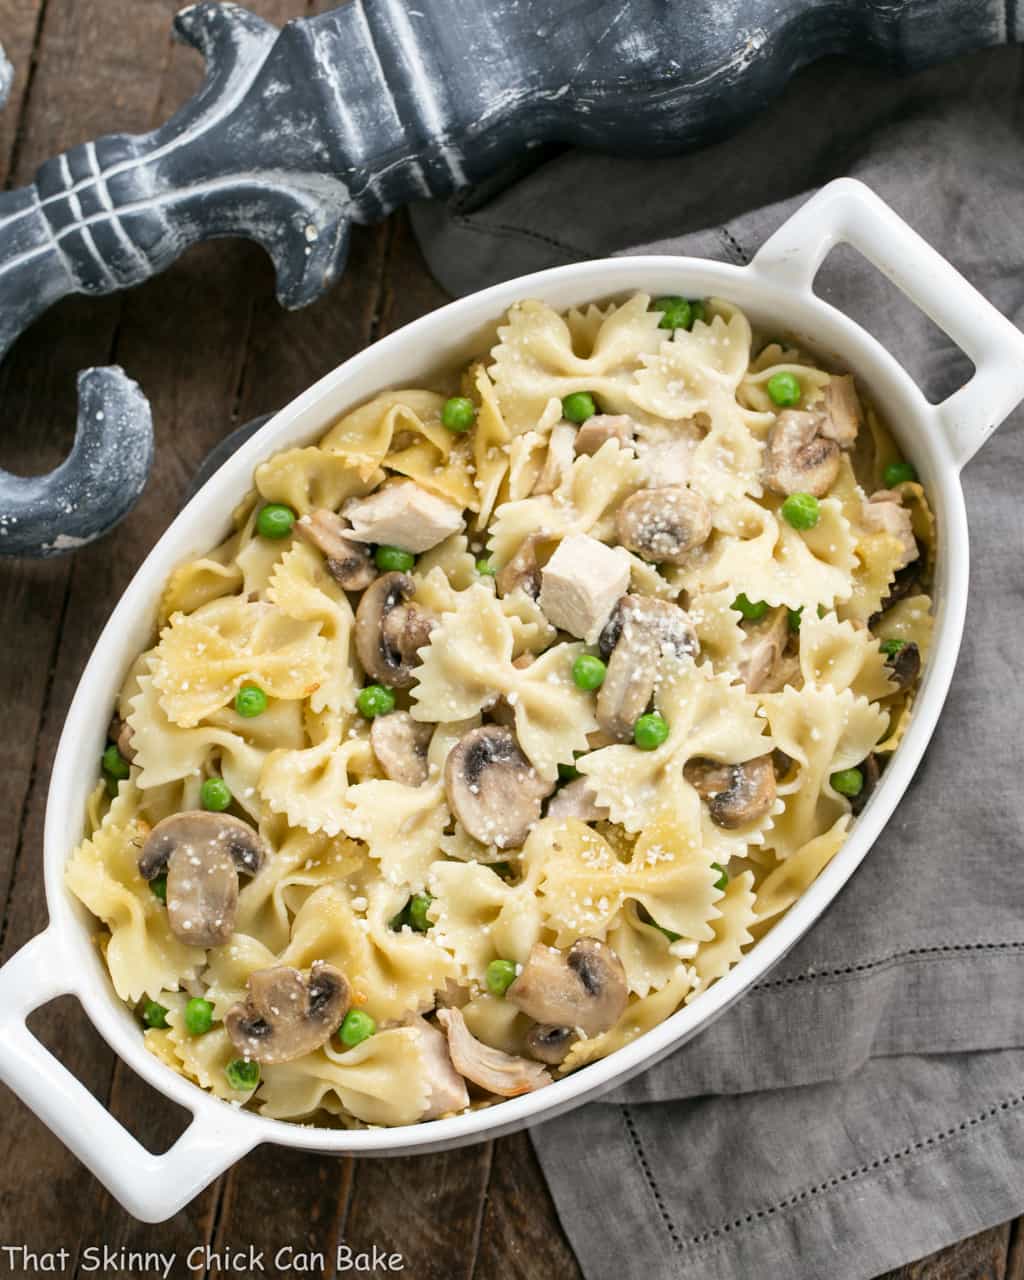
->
[67, 293, 933, 1125]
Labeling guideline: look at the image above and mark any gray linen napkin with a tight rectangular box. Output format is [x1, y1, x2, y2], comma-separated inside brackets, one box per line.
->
[409, 44, 1024, 1279]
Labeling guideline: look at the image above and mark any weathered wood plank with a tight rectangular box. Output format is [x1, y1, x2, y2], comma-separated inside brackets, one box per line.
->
[0, 0, 48, 185]
[474, 1133, 583, 1280]
[1005, 1218, 1024, 1280]
[877, 1221, 1010, 1280]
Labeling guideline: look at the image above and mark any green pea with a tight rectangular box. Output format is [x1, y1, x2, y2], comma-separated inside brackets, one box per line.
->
[256, 503, 296, 540]
[558, 761, 581, 782]
[781, 492, 821, 530]
[883, 460, 918, 488]
[142, 999, 169, 1029]
[150, 875, 167, 903]
[200, 776, 232, 812]
[767, 371, 802, 407]
[572, 653, 607, 691]
[562, 392, 597, 423]
[830, 767, 864, 798]
[407, 892, 434, 933]
[712, 862, 729, 891]
[338, 1009, 377, 1048]
[105, 775, 120, 798]
[184, 997, 215, 1036]
[356, 684, 396, 719]
[787, 607, 804, 633]
[652, 296, 693, 331]
[234, 684, 268, 718]
[485, 958, 518, 997]
[476, 557, 496, 577]
[441, 396, 476, 432]
[225, 1058, 260, 1091]
[634, 713, 669, 750]
[102, 743, 130, 781]
[818, 604, 828, 619]
[374, 545, 416, 572]
[690, 301, 707, 325]
[733, 593, 769, 621]
[879, 638, 907, 657]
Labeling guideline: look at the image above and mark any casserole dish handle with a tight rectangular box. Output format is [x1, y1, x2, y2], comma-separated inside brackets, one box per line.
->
[0, 928, 256, 1222]
[750, 177, 1024, 467]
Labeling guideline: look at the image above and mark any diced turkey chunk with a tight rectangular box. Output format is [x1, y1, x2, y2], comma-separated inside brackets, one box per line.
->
[638, 437, 691, 489]
[405, 1017, 471, 1120]
[818, 374, 862, 449]
[573, 414, 637, 456]
[538, 533, 631, 643]
[342, 481, 464, 553]
[862, 490, 919, 570]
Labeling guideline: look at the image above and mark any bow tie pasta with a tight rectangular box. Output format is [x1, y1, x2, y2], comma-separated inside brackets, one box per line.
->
[67, 291, 932, 1127]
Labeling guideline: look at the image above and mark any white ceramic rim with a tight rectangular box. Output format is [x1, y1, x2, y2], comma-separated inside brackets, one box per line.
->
[4, 179, 1024, 1221]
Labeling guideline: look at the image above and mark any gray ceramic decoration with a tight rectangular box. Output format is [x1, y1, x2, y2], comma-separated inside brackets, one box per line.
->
[0, 0, 1011, 556]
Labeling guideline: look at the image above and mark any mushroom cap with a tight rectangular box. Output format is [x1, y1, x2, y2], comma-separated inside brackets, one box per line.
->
[615, 485, 712, 565]
[296, 508, 377, 590]
[436, 1007, 552, 1098]
[884, 640, 921, 692]
[507, 938, 628, 1039]
[525, 1023, 579, 1065]
[370, 711, 433, 786]
[355, 571, 435, 689]
[683, 754, 777, 829]
[166, 843, 238, 949]
[764, 410, 841, 497]
[496, 534, 545, 601]
[109, 713, 136, 763]
[225, 962, 350, 1065]
[596, 595, 699, 741]
[850, 752, 881, 816]
[444, 725, 552, 850]
[738, 606, 791, 694]
[138, 811, 266, 948]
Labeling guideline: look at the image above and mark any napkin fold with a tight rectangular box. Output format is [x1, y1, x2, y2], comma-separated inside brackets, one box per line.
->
[410, 44, 1024, 1279]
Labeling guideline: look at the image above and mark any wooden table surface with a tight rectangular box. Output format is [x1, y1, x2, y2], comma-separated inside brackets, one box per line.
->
[0, 2, 1020, 1276]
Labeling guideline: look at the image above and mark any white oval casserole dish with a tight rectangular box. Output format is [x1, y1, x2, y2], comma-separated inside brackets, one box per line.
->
[2, 179, 1024, 1223]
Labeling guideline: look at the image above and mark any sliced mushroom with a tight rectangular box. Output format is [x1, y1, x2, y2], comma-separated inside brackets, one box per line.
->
[225, 962, 350, 1065]
[850, 752, 881, 817]
[737, 606, 791, 694]
[109, 712, 136, 763]
[573, 414, 637, 456]
[525, 1023, 579, 1065]
[883, 640, 921, 692]
[597, 595, 699, 741]
[355, 572, 435, 689]
[763, 410, 841, 498]
[683, 754, 777, 829]
[444, 725, 553, 849]
[296, 508, 377, 590]
[436, 1007, 552, 1097]
[615, 485, 712, 565]
[370, 711, 433, 786]
[817, 374, 862, 449]
[496, 534, 544, 601]
[404, 1016, 471, 1119]
[546, 777, 609, 823]
[138, 811, 266, 948]
[873, 557, 924, 619]
[507, 939, 628, 1038]
[862, 490, 919, 571]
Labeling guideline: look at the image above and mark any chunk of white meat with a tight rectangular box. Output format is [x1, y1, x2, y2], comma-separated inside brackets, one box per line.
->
[817, 374, 862, 449]
[573, 414, 637, 457]
[436, 1007, 552, 1097]
[342, 481, 464, 553]
[539, 533, 631, 643]
[405, 1016, 471, 1120]
[861, 490, 919, 570]
[547, 777, 610, 823]
[532, 422, 578, 494]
